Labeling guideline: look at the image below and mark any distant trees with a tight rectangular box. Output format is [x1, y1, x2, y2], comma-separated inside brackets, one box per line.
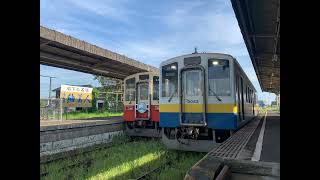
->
[93, 75, 123, 112]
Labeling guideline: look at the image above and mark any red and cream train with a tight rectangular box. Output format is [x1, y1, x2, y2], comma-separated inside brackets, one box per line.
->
[123, 72, 161, 137]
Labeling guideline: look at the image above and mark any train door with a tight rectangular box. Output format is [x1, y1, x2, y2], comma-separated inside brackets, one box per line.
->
[240, 77, 245, 120]
[180, 68, 206, 126]
[135, 82, 150, 120]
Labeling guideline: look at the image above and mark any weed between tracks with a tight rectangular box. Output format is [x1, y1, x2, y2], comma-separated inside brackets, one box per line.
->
[64, 111, 123, 120]
[41, 136, 205, 180]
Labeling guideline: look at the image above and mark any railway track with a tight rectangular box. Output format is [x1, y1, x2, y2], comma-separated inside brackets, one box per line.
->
[41, 157, 94, 177]
[41, 137, 161, 178]
[41, 145, 188, 180]
[132, 155, 173, 180]
[132, 151, 187, 180]
[40, 136, 133, 178]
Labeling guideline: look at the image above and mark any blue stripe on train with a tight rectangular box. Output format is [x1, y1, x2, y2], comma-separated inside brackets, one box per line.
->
[159, 113, 180, 127]
[182, 113, 204, 124]
[160, 112, 238, 130]
[207, 113, 237, 129]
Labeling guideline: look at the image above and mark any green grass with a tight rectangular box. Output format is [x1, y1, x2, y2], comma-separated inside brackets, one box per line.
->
[149, 151, 205, 180]
[41, 138, 205, 180]
[63, 111, 123, 120]
[266, 105, 280, 112]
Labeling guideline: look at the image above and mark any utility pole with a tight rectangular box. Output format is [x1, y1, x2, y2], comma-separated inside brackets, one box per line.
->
[40, 75, 56, 105]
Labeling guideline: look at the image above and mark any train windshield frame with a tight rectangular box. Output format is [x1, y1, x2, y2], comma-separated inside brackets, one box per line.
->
[125, 77, 136, 101]
[208, 59, 231, 96]
[153, 76, 159, 100]
[161, 62, 178, 98]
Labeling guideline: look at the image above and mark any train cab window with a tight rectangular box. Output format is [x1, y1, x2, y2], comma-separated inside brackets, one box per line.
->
[153, 76, 159, 100]
[125, 78, 135, 101]
[208, 59, 231, 96]
[185, 70, 201, 96]
[139, 83, 149, 100]
[162, 62, 178, 97]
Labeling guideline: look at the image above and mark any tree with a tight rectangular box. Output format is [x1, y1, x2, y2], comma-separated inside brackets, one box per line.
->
[93, 75, 123, 112]
[89, 87, 100, 112]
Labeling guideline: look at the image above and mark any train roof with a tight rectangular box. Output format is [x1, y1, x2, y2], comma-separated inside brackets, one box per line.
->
[124, 71, 159, 80]
[160, 52, 235, 65]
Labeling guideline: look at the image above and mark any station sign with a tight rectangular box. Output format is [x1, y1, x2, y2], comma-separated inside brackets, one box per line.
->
[104, 79, 117, 86]
[60, 85, 93, 108]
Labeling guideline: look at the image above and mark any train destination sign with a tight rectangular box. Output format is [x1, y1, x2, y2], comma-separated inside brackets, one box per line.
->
[60, 85, 93, 108]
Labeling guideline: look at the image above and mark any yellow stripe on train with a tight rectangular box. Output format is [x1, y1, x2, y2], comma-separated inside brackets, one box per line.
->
[160, 104, 238, 113]
[159, 104, 180, 112]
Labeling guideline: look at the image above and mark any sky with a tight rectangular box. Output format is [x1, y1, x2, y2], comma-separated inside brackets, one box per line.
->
[40, 0, 276, 104]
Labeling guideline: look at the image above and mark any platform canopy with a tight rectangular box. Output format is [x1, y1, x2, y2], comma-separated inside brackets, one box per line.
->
[231, 0, 280, 94]
[40, 26, 159, 79]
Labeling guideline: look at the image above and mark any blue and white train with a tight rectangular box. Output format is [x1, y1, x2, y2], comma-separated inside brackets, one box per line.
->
[159, 52, 258, 152]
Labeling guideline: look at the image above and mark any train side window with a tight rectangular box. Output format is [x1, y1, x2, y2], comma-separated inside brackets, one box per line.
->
[252, 90, 254, 103]
[162, 62, 178, 97]
[208, 59, 231, 96]
[153, 76, 159, 100]
[125, 78, 135, 101]
[249, 88, 251, 103]
[245, 86, 248, 102]
[251, 90, 253, 103]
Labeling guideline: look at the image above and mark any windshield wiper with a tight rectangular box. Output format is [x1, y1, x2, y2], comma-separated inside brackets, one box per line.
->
[209, 87, 222, 101]
[168, 89, 177, 102]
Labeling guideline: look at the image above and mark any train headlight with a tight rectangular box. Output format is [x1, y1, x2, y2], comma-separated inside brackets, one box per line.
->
[212, 61, 219, 65]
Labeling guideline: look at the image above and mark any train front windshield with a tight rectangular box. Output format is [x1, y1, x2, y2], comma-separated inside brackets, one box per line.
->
[185, 71, 201, 96]
[138, 83, 148, 100]
[208, 59, 231, 96]
[153, 76, 159, 100]
[161, 63, 178, 98]
[125, 78, 135, 101]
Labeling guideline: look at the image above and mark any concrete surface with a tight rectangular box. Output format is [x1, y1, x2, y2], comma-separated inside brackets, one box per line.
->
[40, 26, 159, 79]
[260, 112, 280, 163]
[40, 117, 124, 159]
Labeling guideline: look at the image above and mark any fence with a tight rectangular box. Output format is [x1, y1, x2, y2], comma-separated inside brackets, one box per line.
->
[40, 98, 124, 121]
[106, 101, 123, 112]
[40, 98, 63, 120]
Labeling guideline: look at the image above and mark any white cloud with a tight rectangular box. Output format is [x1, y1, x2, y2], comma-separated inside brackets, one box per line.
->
[108, 2, 246, 67]
[66, 0, 134, 23]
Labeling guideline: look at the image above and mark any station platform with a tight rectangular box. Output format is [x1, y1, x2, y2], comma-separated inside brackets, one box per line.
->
[40, 116, 123, 131]
[260, 112, 280, 163]
[185, 111, 280, 180]
[40, 117, 124, 162]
